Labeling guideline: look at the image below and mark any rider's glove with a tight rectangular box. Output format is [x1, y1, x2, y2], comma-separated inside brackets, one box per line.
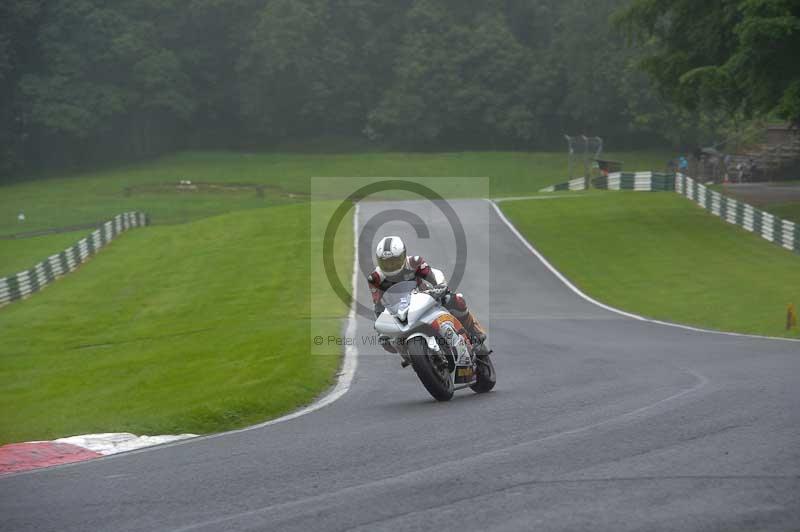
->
[440, 288, 456, 306]
[427, 284, 449, 300]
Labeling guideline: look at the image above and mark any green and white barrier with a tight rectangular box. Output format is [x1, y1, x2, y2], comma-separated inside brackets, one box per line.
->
[592, 172, 676, 191]
[676, 174, 798, 254]
[541, 172, 675, 192]
[0, 212, 149, 308]
[540, 177, 587, 192]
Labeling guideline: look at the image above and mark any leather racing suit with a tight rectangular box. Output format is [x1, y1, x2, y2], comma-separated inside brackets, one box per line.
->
[367, 255, 487, 351]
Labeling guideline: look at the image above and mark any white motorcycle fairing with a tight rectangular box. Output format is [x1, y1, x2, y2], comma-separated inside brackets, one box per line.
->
[374, 278, 476, 388]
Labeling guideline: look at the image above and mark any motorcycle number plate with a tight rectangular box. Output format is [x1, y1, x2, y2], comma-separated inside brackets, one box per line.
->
[454, 366, 476, 385]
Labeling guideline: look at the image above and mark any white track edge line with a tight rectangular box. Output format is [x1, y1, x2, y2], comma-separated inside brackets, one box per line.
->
[2, 205, 362, 477]
[489, 198, 800, 344]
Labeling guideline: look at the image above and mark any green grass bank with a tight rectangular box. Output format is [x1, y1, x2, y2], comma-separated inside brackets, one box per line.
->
[1, 150, 668, 236]
[500, 192, 800, 338]
[2, 150, 668, 279]
[0, 203, 352, 444]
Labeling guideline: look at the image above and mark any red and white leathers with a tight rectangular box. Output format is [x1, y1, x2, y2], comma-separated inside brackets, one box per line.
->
[367, 255, 487, 350]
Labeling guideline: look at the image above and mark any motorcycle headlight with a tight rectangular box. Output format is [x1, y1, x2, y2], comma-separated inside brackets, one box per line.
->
[397, 307, 408, 322]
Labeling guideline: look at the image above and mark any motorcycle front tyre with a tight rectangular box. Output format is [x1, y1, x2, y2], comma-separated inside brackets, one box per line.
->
[407, 337, 454, 402]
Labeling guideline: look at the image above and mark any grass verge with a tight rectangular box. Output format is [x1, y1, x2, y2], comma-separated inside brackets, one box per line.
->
[500, 192, 800, 338]
[0, 150, 668, 236]
[0, 203, 352, 444]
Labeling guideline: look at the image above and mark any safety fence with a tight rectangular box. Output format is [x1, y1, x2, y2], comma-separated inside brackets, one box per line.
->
[593, 172, 676, 191]
[676, 174, 798, 254]
[0, 212, 149, 308]
[540, 172, 675, 192]
[539, 177, 587, 192]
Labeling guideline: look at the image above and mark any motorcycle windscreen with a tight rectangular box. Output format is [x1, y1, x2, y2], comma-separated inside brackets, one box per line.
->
[381, 281, 417, 315]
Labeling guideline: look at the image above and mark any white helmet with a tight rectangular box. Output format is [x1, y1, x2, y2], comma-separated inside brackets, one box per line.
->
[376, 236, 407, 275]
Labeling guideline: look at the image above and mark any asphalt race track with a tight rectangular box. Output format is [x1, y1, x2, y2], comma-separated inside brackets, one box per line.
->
[2, 199, 799, 531]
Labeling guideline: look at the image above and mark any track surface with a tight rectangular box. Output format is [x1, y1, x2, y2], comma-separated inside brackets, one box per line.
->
[2, 199, 799, 531]
[721, 182, 800, 205]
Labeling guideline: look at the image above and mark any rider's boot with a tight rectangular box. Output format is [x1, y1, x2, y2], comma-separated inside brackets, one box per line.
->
[460, 311, 489, 356]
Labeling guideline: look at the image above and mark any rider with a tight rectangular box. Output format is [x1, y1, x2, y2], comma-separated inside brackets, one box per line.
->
[368, 235, 488, 354]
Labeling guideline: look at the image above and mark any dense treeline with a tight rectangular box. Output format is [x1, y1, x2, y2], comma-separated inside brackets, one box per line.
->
[616, 0, 800, 130]
[4, 0, 785, 179]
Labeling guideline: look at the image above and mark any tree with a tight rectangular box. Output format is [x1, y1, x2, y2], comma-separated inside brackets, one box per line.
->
[237, 0, 326, 141]
[0, 0, 43, 175]
[16, 0, 198, 169]
[614, 0, 800, 125]
[1, 0, 704, 178]
[367, 0, 531, 146]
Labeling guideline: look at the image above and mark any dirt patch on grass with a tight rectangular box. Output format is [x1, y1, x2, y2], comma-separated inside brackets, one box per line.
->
[1, 222, 102, 240]
[123, 181, 308, 199]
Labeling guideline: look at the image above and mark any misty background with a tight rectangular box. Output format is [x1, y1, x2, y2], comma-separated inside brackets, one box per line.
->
[2, 0, 798, 179]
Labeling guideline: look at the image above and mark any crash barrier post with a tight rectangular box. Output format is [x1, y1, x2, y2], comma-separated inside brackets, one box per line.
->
[0, 212, 149, 308]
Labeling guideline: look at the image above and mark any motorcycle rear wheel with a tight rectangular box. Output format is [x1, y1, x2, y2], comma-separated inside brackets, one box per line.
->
[407, 338, 454, 401]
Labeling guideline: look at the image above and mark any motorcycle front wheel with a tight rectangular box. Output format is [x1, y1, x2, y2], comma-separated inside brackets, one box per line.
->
[407, 338, 454, 401]
[470, 354, 496, 394]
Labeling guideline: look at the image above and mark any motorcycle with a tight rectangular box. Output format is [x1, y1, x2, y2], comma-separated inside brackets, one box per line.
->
[374, 269, 496, 401]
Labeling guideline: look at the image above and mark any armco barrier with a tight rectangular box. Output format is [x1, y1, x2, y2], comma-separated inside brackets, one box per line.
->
[676, 174, 799, 254]
[540, 177, 587, 192]
[592, 172, 676, 191]
[541, 172, 676, 192]
[0, 212, 148, 308]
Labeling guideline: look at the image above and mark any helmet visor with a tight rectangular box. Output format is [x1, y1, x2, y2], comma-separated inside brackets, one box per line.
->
[378, 251, 406, 274]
